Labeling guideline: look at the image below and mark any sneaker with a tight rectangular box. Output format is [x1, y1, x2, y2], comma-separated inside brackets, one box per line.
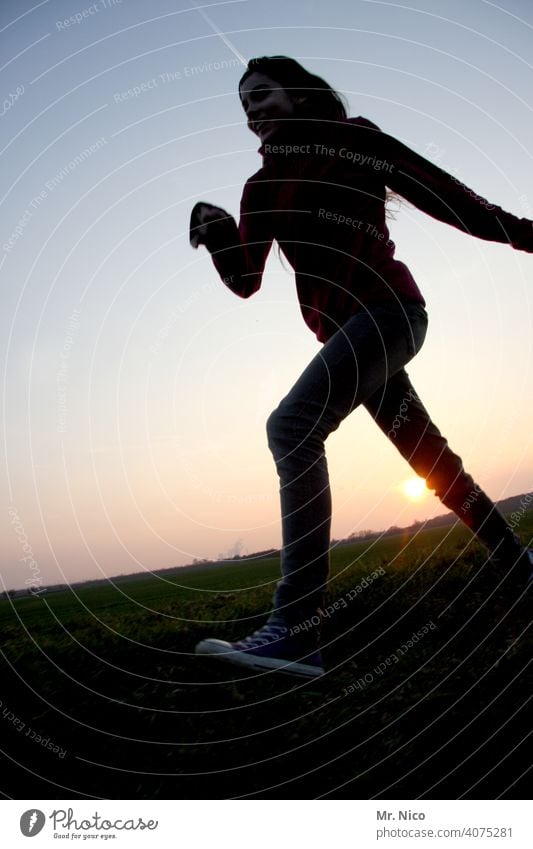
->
[487, 533, 533, 589]
[510, 547, 533, 587]
[195, 622, 324, 678]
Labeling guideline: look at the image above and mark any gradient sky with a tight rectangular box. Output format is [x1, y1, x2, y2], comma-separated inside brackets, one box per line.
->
[2, 0, 533, 591]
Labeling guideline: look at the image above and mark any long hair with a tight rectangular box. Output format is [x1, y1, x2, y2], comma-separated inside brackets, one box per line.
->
[239, 55, 349, 124]
[239, 56, 400, 220]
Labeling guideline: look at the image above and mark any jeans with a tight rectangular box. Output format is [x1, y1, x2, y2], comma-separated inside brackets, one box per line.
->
[266, 301, 520, 625]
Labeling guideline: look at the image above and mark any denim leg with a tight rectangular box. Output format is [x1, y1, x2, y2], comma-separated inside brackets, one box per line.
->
[363, 370, 521, 554]
[266, 303, 428, 625]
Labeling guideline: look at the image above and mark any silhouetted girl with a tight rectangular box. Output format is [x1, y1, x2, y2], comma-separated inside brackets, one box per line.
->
[192, 56, 533, 677]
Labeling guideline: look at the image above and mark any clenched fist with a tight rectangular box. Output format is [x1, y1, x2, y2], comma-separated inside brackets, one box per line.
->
[189, 201, 235, 251]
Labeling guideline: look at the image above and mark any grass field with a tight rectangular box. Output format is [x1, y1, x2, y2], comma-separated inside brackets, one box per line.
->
[1, 513, 531, 799]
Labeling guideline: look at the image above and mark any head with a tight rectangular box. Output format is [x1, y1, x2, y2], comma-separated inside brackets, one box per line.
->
[239, 56, 348, 143]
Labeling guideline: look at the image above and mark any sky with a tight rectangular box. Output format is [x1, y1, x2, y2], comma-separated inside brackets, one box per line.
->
[1, 0, 533, 591]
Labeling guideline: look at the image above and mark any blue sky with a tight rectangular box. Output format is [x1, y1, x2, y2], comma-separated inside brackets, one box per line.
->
[2, 0, 532, 590]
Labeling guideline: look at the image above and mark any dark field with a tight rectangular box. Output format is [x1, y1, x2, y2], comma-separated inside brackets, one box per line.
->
[1, 514, 531, 799]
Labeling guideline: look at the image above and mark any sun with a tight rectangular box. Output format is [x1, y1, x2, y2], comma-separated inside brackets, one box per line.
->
[401, 476, 427, 501]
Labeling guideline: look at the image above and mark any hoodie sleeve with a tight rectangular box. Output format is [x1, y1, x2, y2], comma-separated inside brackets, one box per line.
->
[352, 118, 533, 252]
[207, 174, 275, 297]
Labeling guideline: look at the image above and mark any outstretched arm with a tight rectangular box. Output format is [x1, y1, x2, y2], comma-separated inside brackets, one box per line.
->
[190, 177, 275, 298]
[354, 120, 533, 251]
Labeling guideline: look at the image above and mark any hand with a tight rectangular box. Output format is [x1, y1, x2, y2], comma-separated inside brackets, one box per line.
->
[511, 218, 533, 253]
[189, 202, 233, 249]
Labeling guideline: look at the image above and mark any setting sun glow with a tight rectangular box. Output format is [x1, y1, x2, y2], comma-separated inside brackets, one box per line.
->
[402, 477, 428, 501]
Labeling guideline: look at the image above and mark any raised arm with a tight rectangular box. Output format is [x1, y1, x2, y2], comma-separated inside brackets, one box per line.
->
[352, 119, 533, 252]
[192, 175, 275, 298]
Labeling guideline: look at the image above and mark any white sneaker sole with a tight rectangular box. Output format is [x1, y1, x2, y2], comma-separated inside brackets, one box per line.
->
[195, 638, 324, 679]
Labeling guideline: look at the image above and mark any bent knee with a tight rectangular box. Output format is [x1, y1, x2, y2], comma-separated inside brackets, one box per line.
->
[267, 401, 334, 455]
[266, 400, 323, 455]
[266, 403, 294, 451]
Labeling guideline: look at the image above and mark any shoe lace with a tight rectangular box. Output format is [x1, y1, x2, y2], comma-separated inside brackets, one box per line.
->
[239, 623, 288, 648]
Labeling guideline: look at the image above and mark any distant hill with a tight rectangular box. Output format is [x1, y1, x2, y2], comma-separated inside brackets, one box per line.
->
[410, 491, 532, 531]
[335, 492, 533, 545]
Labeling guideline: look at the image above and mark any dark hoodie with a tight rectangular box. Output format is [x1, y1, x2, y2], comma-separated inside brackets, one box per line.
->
[207, 117, 533, 343]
